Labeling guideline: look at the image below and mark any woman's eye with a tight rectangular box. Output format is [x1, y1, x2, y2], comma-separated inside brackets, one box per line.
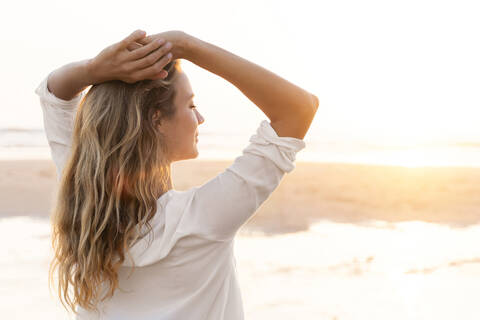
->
[190, 105, 197, 109]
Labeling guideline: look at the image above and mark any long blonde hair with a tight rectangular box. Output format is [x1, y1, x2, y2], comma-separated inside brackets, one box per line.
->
[48, 60, 180, 316]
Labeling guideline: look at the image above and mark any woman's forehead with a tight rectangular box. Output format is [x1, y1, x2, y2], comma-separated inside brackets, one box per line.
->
[175, 72, 194, 102]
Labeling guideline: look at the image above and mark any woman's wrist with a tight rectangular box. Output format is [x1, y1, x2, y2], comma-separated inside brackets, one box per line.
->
[181, 34, 203, 62]
[85, 58, 108, 85]
[160, 31, 197, 61]
[176, 32, 197, 61]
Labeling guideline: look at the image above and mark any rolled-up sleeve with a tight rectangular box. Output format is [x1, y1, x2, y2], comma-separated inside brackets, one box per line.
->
[34, 73, 85, 179]
[177, 120, 306, 241]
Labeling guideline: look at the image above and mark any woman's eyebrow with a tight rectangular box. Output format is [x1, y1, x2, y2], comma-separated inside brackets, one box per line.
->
[187, 93, 195, 101]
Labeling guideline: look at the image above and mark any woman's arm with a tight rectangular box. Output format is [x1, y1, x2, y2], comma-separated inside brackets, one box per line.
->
[46, 59, 93, 101]
[47, 30, 173, 101]
[139, 31, 318, 139]
[185, 35, 319, 139]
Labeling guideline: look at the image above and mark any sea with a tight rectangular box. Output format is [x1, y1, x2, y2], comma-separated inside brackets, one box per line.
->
[2, 127, 480, 168]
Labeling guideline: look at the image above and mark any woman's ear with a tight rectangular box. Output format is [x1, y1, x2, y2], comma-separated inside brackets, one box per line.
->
[152, 110, 165, 132]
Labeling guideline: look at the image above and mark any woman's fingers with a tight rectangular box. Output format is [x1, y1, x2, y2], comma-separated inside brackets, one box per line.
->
[128, 41, 172, 70]
[159, 70, 169, 78]
[152, 70, 169, 80]
[130, 53, 172, 81]
[108, 29, 174, 82]
[127, 38, 166, 61]
[135, 35, 156, 46]
[126, 41, 143, 51]
[118, 29, 146, 50]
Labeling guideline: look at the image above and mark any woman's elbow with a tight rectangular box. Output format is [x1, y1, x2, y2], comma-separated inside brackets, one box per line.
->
[305, 94, 319, 119]
[311, 94, 319, 110]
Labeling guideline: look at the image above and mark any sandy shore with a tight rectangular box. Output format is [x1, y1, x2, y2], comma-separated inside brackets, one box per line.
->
[1, 159, 479, 232]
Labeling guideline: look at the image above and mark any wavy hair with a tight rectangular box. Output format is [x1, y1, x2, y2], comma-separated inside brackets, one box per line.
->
[48, 60, 181, 316]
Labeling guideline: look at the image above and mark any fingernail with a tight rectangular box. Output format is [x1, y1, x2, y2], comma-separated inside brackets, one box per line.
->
[165, 42, 172, 49]
[167, 53, 172, 59]
[156, 39, 165, 45]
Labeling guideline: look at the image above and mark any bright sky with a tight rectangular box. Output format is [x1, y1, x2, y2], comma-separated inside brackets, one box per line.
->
[1, 0, 479, 146]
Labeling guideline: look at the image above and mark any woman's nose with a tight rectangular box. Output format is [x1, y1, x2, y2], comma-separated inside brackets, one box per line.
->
[196, 110, 205, 124]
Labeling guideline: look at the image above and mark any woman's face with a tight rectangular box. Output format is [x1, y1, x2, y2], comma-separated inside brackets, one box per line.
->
[156, 71, 205, 163]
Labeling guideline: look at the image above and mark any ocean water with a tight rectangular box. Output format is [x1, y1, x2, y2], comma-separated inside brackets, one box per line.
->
[1, 128, 480, 167]
[1, 216, 479, 319]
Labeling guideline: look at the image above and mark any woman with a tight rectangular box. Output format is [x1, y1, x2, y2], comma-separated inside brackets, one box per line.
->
[37, 29, 318, 319]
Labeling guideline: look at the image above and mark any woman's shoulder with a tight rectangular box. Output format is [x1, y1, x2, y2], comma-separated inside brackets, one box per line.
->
[157, 187, 199, 211]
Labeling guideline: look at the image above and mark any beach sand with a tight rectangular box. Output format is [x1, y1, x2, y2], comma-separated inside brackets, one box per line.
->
[1, 159, 480, 319]
[2, 159, 480, 229]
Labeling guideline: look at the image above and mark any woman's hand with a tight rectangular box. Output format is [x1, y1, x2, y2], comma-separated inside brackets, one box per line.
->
[132, 30, 192, 61]
[87, 29, 173, 84]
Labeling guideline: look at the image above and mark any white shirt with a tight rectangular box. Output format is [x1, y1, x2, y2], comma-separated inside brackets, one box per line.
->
[35, 73, 306, 320]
